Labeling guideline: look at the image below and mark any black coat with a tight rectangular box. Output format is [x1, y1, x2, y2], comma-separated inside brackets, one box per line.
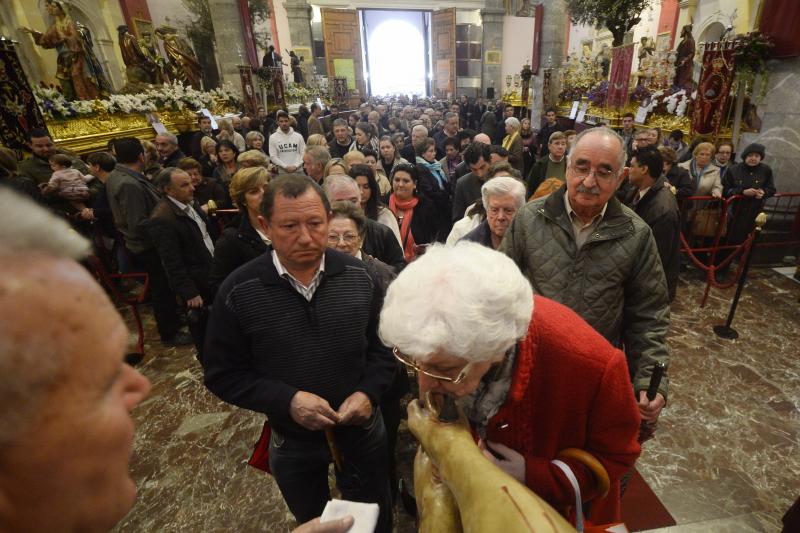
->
[666, 165, 694, 202]
[536, 122, 562, 157]
[362, 218, 406, 271]
[415, 162, 453, 235]
[402, 195, 445, 246]
[722, 162, 776, 243]
[148, 197, 214, 302]
[624, 177, 681, 302]
[208, 215, 268, 300]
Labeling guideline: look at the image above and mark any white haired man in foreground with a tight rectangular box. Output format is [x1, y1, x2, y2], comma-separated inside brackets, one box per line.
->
[0, 190, 350, 533]
[379, 242, 640, 525]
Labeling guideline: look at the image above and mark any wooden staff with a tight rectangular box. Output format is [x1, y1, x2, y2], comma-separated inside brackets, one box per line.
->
[324, 428, 344, 472]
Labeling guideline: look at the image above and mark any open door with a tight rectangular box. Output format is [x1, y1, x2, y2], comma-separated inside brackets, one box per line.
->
[322, 8, 365, 108]
[431, 8, 456, 99]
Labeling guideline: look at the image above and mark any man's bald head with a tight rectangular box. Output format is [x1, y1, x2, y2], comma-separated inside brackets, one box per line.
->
[474, 133, 492, 145]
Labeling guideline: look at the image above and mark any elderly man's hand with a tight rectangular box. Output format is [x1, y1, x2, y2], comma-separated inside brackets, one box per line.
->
[479, 440, 526, 483]
[336, 391, 372, 425]
[292, 516, 354, 533]
[290, 391, 340, 430]
[637, 391, 665, 422]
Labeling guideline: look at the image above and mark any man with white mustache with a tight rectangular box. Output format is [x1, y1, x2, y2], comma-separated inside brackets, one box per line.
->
[500, 127, 671, 429]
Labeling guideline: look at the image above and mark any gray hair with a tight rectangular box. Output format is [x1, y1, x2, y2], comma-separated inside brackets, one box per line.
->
[379, 242, 533, 362]
[567, 127, 626, 174]
[322, 174, 359, 198]
[156, 132, 178, 146]
[305, 145, 331, 167]
[245, 130, 265, 144]
[444, 112, 458, 122]
[411, 124, 428, 137]
[481, 176, 526, 209]
[0, 189, 89, 259]
[154, 166, 181, 192]
[505, 117, 521, 131]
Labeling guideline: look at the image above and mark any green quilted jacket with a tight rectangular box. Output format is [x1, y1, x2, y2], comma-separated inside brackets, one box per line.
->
[500, 187, 670, 400]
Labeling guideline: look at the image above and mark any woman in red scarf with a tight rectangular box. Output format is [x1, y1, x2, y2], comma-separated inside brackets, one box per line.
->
[388, 163, 444, 262]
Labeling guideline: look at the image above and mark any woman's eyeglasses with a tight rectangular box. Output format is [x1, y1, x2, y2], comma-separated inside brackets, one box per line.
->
[393, 347, 472, 384]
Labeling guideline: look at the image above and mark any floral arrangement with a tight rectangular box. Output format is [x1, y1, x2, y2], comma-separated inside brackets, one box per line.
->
[733, 31, 774, 101]
[34, 82, 240, 120]
[586, 80, 609, 106]
[284, 82, 316, 102]
[628, 84, 652, 104]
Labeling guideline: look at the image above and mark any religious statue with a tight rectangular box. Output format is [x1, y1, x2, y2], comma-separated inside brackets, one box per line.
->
[288, 50, 304, 85]
[18, 0, 110, 101]
[262, 45, 285, 105]
[595, 44, 611, 78]
[155, 26, 202, 90]
[139, 31, 167, 85]
[117, 25, 161, 88]
[638, 36, 656, 62]
[674, 24, 696, 91]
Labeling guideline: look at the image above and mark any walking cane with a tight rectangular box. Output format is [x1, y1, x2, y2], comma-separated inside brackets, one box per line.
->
[639, 362, 666, 443]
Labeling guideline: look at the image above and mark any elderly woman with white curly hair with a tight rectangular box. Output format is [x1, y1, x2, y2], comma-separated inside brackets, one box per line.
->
[379, 243, 641, 526]
[502, 116, 524, 175]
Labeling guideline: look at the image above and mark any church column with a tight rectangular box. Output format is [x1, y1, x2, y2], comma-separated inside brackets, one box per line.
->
[481, 1, 505, 98]
[284, 0, 312, 50]
[530, 0, 567, 125]
[207, 0, 250, 91]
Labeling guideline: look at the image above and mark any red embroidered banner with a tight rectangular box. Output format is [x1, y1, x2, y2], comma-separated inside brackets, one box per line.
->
[691, 46, 735, 137]
[606, 44, 635, 108]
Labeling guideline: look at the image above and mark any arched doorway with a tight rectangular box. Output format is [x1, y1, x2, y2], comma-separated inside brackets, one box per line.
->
[363, 10, 428, 96]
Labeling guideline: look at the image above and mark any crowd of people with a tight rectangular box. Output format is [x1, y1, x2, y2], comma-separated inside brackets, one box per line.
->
[0, 92, 783, 533]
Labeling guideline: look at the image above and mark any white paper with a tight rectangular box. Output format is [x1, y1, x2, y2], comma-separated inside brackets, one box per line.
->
[569, 100, 580, 119]
[148, 114, 168, 135]
[635, 106, 648, 124]
[320, 499, 378, 533]
[200, 108, 218, 130]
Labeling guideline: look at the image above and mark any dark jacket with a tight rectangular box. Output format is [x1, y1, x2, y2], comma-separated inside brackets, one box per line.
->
[363, 218, 406, 271]
[148, 197, 214, 302]
[328, 138, 352, 159]
[203, 248, 396, 439]
[106, 165, 161, 254]
[416, 162, 453, 235]
[18, 152, 90, 186]
[500, 186, 670, 399]
[452, 172, 483, 222]
[404, 195, 445, 245]
[209, 215, 268, 300]
[665, 165, 694, 202]
[195, 176, 229, 209]
[360, 253, 396, 293]
[460, 219, 494, 248]
[536, 122, 562, 157]
[162, 149, 187, 168]
[623, 177, 681, 302]
[722, 161, 776, 243]
[198, 154, 217, 178]
[526, 155, 565, 198]
[1, 174, 43, 203]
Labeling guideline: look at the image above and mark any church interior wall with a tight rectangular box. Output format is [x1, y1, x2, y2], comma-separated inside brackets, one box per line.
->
[500, 15, 535, 84]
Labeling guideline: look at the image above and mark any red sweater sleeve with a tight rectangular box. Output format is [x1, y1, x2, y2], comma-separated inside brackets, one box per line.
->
[523, 350, 641, 506]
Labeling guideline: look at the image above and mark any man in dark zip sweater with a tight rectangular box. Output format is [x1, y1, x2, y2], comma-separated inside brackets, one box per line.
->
[203, 174, 395, 532]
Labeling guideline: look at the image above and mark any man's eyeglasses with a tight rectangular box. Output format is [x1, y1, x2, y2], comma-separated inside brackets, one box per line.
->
[570, 164, 618, 183]
[327, 232, 359, 245]
[393, 347, 473, 384]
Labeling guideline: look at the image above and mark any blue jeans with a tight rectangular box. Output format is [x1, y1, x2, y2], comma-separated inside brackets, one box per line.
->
[269, 408, 392, 532]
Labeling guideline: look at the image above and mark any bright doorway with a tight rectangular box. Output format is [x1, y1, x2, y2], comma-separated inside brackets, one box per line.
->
[361, 10, 431, 97]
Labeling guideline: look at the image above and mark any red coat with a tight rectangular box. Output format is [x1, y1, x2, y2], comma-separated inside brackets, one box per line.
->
[483, 296, 641, 524]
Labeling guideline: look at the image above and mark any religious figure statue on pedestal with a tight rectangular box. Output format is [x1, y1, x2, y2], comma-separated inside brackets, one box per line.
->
[18, 0, 111, 101]
[674, 24, 696, 91]
[289, 50, 304, 85]
[155, 26, 202, 90]
[117, 25, 162, 89]
[638, 36, 656, 62]
[262, 45, 285, 105]
[595, 44, 611, 78]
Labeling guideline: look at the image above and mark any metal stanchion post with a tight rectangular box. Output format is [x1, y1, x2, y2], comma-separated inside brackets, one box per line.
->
[713, 212, 768, 339]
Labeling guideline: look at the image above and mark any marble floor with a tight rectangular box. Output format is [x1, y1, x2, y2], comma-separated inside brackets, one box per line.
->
[112, 268, 800, 533]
